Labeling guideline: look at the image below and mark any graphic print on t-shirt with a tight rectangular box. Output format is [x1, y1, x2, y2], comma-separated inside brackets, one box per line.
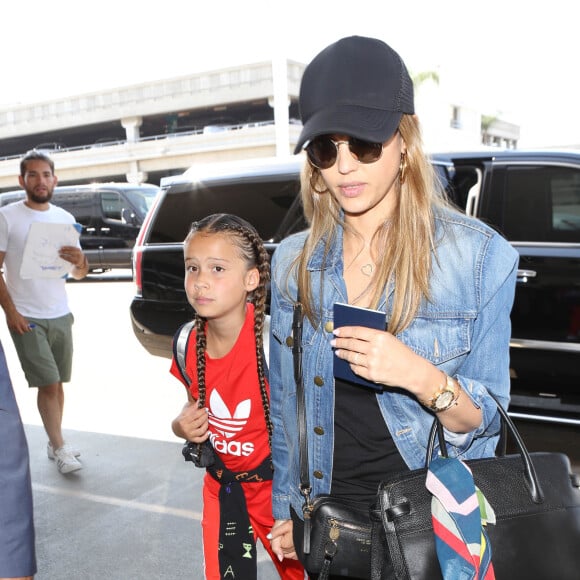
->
[209, 390, 251, 438]
[208, 389, 255, 458]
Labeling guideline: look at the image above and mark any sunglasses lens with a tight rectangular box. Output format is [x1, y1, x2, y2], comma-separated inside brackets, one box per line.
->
[349, 137, 384, 163]
[306, 136, 384, 169]
[306, 137, 337, 169]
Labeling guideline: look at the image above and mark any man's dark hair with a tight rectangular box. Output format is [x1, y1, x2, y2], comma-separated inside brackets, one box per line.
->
[20, 150, 55, 177]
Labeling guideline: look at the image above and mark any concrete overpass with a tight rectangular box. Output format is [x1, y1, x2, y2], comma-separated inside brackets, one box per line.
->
[0, 59, 305, 191]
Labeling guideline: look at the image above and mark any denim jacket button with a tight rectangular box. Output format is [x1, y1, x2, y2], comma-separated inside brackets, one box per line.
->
[314, 426, 324, 435]
[314, 376, 324, 386]
[313, 470, 324, 479]
[285, 336, 294, 347]
[324, 321, 334, 333]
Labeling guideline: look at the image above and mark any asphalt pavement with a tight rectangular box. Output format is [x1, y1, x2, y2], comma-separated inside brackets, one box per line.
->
[23, 424, 279, 579]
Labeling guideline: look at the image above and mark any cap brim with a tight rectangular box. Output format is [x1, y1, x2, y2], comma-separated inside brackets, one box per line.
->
[294, 105, 402, 154]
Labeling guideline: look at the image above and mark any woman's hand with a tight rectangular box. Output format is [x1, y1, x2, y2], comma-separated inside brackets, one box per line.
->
[332, 325, 482, 432]
[268, 519, 298, 561]
[171, 400, 210, 442]
[331, 325, 430, 396]
[330, 326, 441, 398]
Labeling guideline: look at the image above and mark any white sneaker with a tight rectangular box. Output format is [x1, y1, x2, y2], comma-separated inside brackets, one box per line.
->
[54, 446, 83, 474]
[47, 442, 81, 460]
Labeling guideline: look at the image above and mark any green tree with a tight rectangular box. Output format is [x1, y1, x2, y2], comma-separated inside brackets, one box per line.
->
[481, 114, 499, 145]
[412, 70, 440, 89]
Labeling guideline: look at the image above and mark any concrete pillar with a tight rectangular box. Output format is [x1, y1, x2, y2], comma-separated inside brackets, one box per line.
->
[126, 161, 147, 184]
[121, 116, 143, 143]
[270, 57, 291, 157]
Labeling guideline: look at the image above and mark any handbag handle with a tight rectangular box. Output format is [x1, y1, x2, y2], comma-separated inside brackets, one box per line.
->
[425, 393, 544, 504]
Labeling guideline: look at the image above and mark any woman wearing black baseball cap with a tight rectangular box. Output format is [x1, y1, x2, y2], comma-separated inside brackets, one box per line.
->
[268, 36, 518, 578]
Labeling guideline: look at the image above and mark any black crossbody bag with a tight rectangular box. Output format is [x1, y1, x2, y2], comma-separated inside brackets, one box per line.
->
[292, 299, 374, 579]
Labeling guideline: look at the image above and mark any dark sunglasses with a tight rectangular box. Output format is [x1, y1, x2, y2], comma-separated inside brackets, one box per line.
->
[305, 136, 384, 169]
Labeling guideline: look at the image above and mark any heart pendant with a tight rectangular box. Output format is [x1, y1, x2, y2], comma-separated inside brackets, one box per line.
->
[361, 263, 373, 277]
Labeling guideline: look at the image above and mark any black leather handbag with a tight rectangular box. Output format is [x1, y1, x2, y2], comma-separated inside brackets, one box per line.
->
[371, 397, 580, 579]
[292, 299, 374, 580]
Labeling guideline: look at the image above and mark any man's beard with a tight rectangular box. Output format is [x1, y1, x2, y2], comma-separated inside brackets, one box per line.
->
[27, 187, 53, 204]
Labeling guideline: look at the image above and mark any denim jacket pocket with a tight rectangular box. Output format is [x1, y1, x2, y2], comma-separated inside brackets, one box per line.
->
[398, 313, 474, 365]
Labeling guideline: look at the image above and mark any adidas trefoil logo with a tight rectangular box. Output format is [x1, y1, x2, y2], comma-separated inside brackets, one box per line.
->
[208, 390, 255, 457]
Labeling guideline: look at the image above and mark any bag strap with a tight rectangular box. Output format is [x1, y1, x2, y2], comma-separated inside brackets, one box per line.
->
[293, 295, 317, 556]
[294, 298, 309, 495]
[173, 320, 196, 386]
[426, 393, 544, 503]
[174, 318, 269, 386]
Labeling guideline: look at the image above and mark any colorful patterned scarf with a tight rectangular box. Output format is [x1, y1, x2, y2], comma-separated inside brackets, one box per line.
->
[426, 456, 496, 579]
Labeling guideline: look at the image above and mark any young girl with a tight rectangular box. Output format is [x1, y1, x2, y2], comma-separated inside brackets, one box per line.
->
[170, 213, 304, 580]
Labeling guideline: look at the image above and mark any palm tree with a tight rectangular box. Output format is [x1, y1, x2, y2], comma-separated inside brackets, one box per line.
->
[412, 70, 440, 89]
[481, 114, 499, 145]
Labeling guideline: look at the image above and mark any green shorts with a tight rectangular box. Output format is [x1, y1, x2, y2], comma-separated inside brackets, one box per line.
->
[10, 313, 74, 388]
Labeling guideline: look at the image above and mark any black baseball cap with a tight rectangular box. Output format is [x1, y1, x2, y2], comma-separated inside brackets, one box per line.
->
[294, 36, 414, 154]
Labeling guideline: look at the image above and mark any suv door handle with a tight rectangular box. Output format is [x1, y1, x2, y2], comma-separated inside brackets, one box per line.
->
[517, 269, 537, 282]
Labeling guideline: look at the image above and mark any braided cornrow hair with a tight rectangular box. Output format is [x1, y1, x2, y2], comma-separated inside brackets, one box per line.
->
[186, 214, 273, 450]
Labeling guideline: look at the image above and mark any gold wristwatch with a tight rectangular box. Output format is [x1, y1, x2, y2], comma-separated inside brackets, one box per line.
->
[421, 373, 460, 413]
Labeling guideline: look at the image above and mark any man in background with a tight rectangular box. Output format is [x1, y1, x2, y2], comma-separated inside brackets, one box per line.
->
[0, 150, 88, 474]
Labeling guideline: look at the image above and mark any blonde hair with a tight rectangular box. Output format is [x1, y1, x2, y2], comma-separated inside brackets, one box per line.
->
[294, 114, 450, 334]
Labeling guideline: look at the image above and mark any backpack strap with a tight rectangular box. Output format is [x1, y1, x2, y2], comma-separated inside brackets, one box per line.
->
[172, 320, 196, 386]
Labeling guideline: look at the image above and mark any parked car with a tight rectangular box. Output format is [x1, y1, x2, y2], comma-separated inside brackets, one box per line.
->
[130, 151, 580, 424]
[431, 150, 580, 424]
[130, 156, 306, 357]
[0, 182, 160, 272]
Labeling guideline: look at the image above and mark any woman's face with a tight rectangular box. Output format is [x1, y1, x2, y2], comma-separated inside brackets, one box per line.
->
[319, 131, 405, 221]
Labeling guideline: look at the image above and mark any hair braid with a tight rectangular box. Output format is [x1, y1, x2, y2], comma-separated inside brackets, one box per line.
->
[194, 314, 207, 407]
[243, 226, 273, 450]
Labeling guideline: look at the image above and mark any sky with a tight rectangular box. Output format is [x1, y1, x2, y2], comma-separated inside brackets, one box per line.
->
[2, 0, 579, 147]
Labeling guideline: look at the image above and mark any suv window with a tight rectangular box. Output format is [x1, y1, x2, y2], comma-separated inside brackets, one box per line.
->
[101, 192, 123, 220]
[53, 193, 95, 226]
[148, 175, 304, 244]
[502, 166, 580, 243]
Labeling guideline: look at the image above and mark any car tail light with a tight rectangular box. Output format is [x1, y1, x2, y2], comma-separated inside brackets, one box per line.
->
[133, 245, 144, 295]
[132, 194, 161, 295]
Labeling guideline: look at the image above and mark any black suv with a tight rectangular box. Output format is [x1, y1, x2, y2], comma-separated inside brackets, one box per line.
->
[0, 183, 160, 272]
[130, 156, 306, 357]
[130, 151, 580, 424]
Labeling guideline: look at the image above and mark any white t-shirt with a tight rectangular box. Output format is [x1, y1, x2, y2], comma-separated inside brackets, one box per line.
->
[0, 200, 79, 319]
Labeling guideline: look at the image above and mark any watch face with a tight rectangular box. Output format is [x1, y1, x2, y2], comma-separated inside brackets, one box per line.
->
[435, 391, 454, 410]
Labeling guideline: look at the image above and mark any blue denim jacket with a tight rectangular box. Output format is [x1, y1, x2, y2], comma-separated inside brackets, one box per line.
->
[269, 208, 519, 520]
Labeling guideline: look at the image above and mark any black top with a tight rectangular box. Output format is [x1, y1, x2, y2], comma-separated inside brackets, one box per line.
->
[332, 378, 408, 506]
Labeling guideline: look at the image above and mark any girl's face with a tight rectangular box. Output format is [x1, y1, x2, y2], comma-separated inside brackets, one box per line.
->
[319, 130, 404, 221]
[184, 232, 259, 321]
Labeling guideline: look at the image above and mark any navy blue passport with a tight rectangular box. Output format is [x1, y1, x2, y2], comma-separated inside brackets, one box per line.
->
[333, 302, 387, 391]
